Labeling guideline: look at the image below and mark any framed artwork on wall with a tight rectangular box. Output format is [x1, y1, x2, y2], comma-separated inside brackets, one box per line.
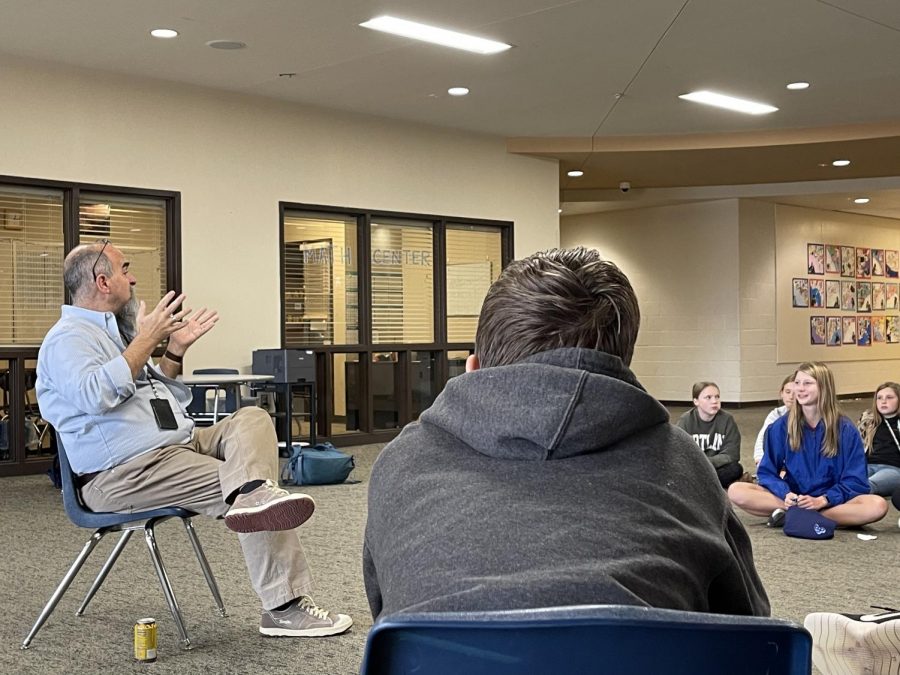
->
[810, 316, 826, 344]
[857, 281, 872, 312]
[889, 316, 900, 343]
[808, 279, 824, 308]
[825, 245, 841, 274]
[873, 316, 887, 343]
[873, 282, 885, 310]
[842, 316, 857, 344]
[886, 250, 899, 278]
[841, 280, 856, 311]
[807, 243, 825, 274]
[841, 246, 855, 277]
[886, 283, 899, 310]
[826, 316, 842, 346]
[792, 278, 810, 307]
[825, 280, 841, 308]
[857, 247, 872, 278]
[872, 249, 885, 277]
[857, 317, 872, 346]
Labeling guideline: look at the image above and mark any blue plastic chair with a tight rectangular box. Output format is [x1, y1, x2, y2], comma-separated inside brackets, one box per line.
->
[360, 604, 812, 675]
[22, 437, 227, 651]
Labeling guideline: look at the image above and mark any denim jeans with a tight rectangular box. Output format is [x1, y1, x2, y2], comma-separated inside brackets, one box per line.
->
[867, 463, 900, 496]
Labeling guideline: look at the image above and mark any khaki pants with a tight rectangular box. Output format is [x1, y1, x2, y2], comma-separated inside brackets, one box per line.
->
[82, 406, 313, 610]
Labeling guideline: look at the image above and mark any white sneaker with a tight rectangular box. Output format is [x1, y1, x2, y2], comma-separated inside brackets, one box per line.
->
[805, 611, 900, 675]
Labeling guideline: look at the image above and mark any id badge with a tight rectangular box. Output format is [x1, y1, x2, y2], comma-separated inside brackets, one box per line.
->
[149, 398, 179, 430]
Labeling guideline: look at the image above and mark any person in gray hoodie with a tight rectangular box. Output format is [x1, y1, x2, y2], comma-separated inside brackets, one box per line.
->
[363, 247, 769, 620]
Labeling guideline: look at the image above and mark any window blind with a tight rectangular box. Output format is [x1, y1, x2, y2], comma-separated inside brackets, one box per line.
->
[0, 187, 64, 344]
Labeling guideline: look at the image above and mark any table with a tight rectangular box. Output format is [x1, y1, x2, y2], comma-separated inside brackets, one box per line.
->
[180, 374, 316, 449]
[180, 373, 274, 424]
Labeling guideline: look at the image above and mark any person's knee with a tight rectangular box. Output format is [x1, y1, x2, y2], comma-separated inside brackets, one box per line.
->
[727, 482, 749, 505]
[235, 406, 271, 424]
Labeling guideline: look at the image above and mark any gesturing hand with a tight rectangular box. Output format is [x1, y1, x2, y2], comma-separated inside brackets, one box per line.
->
[168, 306, 219, 352]
[136, 291, 190, 344]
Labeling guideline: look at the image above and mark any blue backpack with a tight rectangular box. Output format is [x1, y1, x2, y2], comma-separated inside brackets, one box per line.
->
[281, 442, 355, 486]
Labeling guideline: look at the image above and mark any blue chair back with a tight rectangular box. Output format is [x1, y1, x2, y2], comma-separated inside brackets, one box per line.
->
[57, 436, 190, 529]
[361, 604, 812, 675]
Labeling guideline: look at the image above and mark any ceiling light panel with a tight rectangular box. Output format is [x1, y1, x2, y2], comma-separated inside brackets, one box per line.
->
[786, 81, 810, 90]
[359, 16, 511, 54]
[567, 170, 584, 177]
[150, 28, 178, 39]
[448, 87, 469, 96]
[832, 159, 851, 167]
[678, 91, 778, 115]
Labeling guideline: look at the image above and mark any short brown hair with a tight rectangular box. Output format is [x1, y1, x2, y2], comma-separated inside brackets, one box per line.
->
[475, 247, 640, 368]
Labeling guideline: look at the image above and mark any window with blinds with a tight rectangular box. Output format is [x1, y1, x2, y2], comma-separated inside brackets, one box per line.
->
[371, 219, 434, 344]
[79, 194, 168, 302]
[0, 187, 64, 344]
[446, 225, 503, 342]
[283, 212, 358, 345]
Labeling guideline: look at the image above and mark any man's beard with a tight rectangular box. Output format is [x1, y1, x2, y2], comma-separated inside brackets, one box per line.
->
[116, 288, 139, 346]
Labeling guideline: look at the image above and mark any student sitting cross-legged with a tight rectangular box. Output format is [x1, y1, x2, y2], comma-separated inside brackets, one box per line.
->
[675, 382, 748, 489]
[728, 362, 888, 529]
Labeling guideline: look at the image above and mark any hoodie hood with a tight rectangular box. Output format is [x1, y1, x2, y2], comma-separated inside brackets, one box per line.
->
[419, 347, 669, 461]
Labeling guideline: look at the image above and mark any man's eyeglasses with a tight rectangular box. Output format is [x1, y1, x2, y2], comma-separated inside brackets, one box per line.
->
[91, 239, 110, 280]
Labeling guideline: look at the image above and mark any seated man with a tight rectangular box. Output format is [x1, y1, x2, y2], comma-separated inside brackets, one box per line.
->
[363, 247, 769, 619]
[37, 241, 351, 637]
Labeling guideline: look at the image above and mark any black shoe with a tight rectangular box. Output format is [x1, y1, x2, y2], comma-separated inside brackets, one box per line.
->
[766, 508, 786, 528]
[840, 607, 900, 623]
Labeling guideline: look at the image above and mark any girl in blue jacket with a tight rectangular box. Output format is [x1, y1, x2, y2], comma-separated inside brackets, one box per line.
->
[728, 362, 888, 528]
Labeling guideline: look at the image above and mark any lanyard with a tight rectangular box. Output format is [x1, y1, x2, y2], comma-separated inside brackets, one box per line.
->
[883, 416, 900, 453]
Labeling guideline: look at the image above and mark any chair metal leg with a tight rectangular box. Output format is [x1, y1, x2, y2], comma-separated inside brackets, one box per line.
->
[181, 518, 227, 617]
[22, 529, 108, 649]
[76, 530, 134, 616]
[144, 522, 192, 650]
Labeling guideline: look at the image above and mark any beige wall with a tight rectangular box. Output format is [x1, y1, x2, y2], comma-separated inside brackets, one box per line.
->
[0, 55, 559, 368]
[562, 198, 900, 402]
[561, 200, 742, 401]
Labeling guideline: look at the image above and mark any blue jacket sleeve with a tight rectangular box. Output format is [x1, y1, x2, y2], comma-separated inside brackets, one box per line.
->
[824, 420, 871, 507]
[757, 422, 790, 501]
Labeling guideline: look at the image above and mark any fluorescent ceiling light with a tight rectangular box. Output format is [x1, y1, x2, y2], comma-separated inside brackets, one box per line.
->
[678, 90, 778, 115]
[853, 197, 870, 204]
[567, 170, 584, 177]
[150, 28, 179, 39]
[447, 87, 469, 96]
[832, 159, 851, 167]
[360, 16, 511, 54]
[786, 81, 810, 90]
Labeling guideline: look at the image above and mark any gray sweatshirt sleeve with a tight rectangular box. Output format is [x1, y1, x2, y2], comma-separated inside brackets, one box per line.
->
[714, 413, 742, 467]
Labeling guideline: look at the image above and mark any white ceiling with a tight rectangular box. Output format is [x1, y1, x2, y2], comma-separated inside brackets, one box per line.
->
[3, 0, 900, 214]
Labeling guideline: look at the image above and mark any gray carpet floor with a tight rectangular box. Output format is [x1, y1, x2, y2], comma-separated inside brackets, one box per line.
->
[1, 400, 897, 674]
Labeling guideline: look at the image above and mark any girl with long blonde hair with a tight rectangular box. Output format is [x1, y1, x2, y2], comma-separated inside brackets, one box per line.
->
[729, 362, 887, 528]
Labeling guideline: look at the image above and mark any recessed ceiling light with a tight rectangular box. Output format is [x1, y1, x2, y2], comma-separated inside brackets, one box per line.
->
[206, 40, 247, 50]
[678, 90, 778, 115]
[786, 81, 810, 90]
[150, 28, 179, 39]
[130, 228, 142, 232]
[558, 208, 563, 214]
[447, 87, 469, 96]
[853, 197, 870, 204]
[360, 16, 512, 54]
[567, 170, 584, 177]
[832, 159, 851, 167]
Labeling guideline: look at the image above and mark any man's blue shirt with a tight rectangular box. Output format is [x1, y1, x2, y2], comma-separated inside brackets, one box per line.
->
[36, 305, 194, 474]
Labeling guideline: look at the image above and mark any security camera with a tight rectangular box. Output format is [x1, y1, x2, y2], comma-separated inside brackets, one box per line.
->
[619, 181, 631, 193]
